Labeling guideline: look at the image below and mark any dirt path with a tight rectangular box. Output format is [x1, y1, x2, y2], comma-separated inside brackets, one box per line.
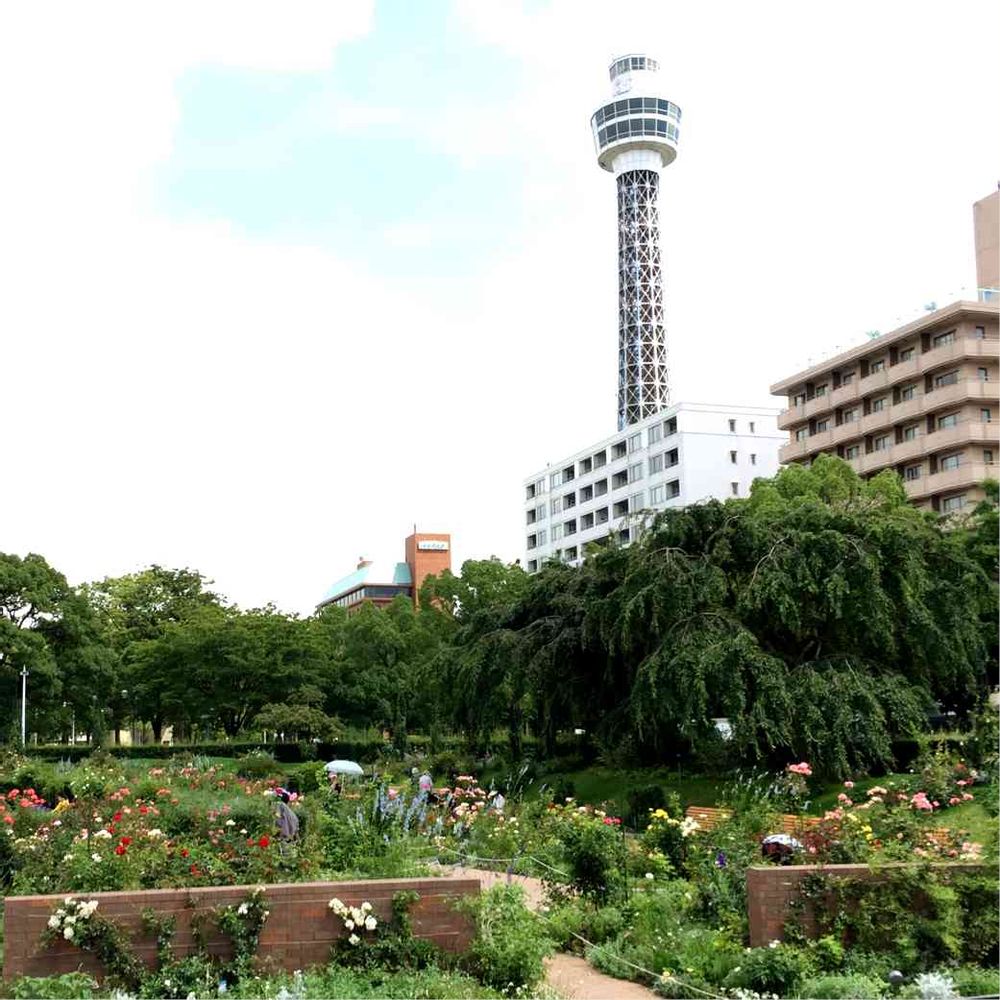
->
[431, 864, 658, 999]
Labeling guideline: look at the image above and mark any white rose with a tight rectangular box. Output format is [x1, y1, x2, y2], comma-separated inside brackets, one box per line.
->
[348, 934, 360, 945]
[63, 853, 74, 862]
[91, 853, 101, 862]
[361, 902, 372, 913]
[237, 904, 248, 916]
[344, 919, 354, 930]
[47, 915, 60, 929]
[364, 916, 377, 931]
[645, 872, 654, 880]
[63, 926, 74, 940]
[226, 820, 235, 827]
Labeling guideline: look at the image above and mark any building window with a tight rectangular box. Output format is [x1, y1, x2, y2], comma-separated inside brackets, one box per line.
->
[795, 428, 808, 442]
[815, 419, 829, 432]
[564, 546, 578, 561]
[648, 453, 664, 475]
[537, 529, 547, 546]
[729, 450, 737, 463]
[815, 384, 828, 397]
[594, 478, 609, 496]
[562, 464, 575, 482]
[596, 506, 609, 524]
[666, 480, 680, 499]
[628, 492, 645, 513]
[526, 509, 537, 525]
[730, 482, 739, 496]
[938, 412, 959, 429]
[580, 484, 594, 502]
[841, 371, 855, 384]
[974, 326, 986, 339]
[934, 369, 959, 388]
[562, 492, 576, 508]
[940, 453, 961, 471]
[551, 497, 562, 515]
[578, 457, 592, 475]
[526, 483, 536, 501]
[870, 358, 885, 373]
[551, 524, 563, 541]
[932, 330, 956, 347]
[612, 440, 627, 459]
[527, 560, 537, 573]
[793, 393, 807, 406]
[873, 435, 889, 452]
[845, 445, 860, 459]
[982, 408, 993, 423]
[901, 384, 916, 401]
[564, 519, 577, 535]
[665, 448, 679, 466]
[580, 513, 593, 530]
[941, 494, 966, 513]
[664, 417, 677, 436]
[843, 408, 857, 423]
[978, 367, 989, 382]
[903, 424, 918, 441]
[537, 505, 547, 521]
[627, 432, 642, 454]
[749, 421, 755, 433]
[899, 347, 914, 363]
[549, 471, 561, 489]
[648, 424, 662, 446]
[593, 450, 607, 468]
[649, 484, 666, 504]
[750, 453, 757, 465]
[871, 397, 886, 412]
[904, 465, 921, 481]
[527, 534, 537, 549]
[626, 463, 642, 483]
[728, 419, 736, 432]
[985, 450, 995, 465]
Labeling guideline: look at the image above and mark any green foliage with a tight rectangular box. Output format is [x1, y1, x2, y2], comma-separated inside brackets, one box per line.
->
[462, 884, 553, 995]
[11, 973, 99, 999]
[796, 972, 888, 998]
[951, 964, 1000, 998]
[722, 941, 814, 996]
[625, 784, 668, 828]
[558, 813, 628, 902]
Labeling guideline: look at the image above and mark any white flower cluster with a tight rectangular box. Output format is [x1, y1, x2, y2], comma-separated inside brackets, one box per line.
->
[327, 898, 377, 945]
[47, 897, 99, 944]
[678, 817, 701, 838]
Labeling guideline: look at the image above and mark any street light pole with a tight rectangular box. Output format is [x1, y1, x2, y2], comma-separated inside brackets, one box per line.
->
[20, 667, 29, 746]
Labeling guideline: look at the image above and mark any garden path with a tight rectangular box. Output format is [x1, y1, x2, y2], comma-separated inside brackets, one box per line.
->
[431, 864, 658, 1000]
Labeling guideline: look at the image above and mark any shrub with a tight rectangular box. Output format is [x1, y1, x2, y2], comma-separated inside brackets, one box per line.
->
[951, 965, 1000, 998]
[797, 973, 888, 998]
[462, 884, 553, 995]
[11, 973, 98, 999]
[235, 751, 279, 779]
[723, 942, 814, 996]
[559, 814, 627, 902]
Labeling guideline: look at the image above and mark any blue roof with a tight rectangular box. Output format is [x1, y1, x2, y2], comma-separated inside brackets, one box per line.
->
[320, 561, 412, 603]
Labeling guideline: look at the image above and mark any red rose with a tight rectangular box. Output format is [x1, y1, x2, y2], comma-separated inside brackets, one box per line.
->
[139, 806, 149, 815]
[113, 812, 123, 822]
[115, 844, 127, 856]
[258, 836, 270, 848]
[180, 848, 190, 858]
[120, 836, 132, 846]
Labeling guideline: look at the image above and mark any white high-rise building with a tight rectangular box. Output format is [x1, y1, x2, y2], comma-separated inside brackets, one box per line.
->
[520, 55, 780, 572]
[523, 404, 782, 571]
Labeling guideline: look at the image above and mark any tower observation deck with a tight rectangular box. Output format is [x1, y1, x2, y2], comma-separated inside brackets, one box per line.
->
[591, 54, 681, 430]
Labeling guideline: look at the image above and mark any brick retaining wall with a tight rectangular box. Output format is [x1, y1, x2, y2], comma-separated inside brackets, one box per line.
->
[747, 863, 990, 947]
[3, 877, 480, 982]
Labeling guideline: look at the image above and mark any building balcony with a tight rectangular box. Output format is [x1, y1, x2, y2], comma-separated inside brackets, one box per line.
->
[889, 395, 924, 423]
[829, 420, 861, 446]
[924, 378, 996, 410]
[904, 462, 993, 500]
[858, 367, 891, 394]
[924, 419, 999, 452]
[829, 381, 860, 408]
[777, 406, 803, 430]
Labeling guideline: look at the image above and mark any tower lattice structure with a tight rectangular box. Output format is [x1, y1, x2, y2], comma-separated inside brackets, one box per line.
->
[591, 55, 681, 430]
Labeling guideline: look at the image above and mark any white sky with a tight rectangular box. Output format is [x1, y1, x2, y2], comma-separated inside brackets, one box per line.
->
[2, 1, 998, 614]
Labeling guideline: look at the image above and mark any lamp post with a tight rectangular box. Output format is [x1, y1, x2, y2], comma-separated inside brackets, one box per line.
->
[20, 667, 28, 746]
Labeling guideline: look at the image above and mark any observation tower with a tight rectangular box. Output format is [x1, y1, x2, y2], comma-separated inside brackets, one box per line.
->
[591, 54, 681, 430]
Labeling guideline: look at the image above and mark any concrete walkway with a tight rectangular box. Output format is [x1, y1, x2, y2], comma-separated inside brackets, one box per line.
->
[431, 864, 658, 999]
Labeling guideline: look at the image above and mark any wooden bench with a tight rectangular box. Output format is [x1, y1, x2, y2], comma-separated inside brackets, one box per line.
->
[684, 805, 820, 835]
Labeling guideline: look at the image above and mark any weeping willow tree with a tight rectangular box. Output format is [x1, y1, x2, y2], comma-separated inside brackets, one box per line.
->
[435, 456, 996, 776]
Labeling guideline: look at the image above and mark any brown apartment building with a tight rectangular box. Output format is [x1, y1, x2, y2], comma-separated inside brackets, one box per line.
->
[770, 191, 1000, 514]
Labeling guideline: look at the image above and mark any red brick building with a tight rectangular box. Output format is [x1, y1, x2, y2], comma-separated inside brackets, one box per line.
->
[317, 531, 451, 614]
